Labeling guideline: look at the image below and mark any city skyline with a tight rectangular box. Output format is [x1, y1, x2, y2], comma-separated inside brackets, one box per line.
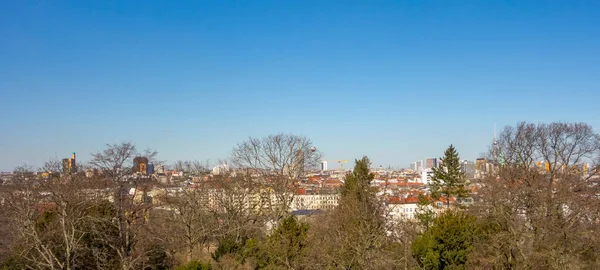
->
[2, 1, 600, 171]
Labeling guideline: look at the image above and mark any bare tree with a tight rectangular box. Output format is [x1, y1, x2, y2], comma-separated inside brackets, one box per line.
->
[231, 133, 322, 222]
[1, 172, 105, 270]
[9, 164, 36, 185]
[231, 134, 322, 177]
[208, 174, 265, 249]
[471, 121, 600, 269]
[41, 158, 62, 173]
[173, 160, 185, 172]
[89, 142, 137, 183]
[154, 185, 217, 263]
[88, 142, 159, 270]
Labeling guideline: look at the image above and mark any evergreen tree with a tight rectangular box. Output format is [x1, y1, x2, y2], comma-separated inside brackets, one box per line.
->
[340, 156, 376, 204]
[249, 215, 310, 269]
[412, 211, 478, 270]
[430, 145, 468, 208]
[311, 156, 392, 269]
[415, 193, 435, 230]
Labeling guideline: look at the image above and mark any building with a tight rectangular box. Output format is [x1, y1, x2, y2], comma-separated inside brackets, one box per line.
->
[62, 152, 77, 175]
[147, 163, 155, 175]
[410, 162, 417, 171]
[475, 158, 494, 179]
[212, 163, 230, 176]
[386, 196, 420, 221]
[292, 191, 339, 211]
[460, 160, 476, 179]
[426, 158, 438, 169]
[291, 149, 305, 179]
[416, 160, 424, 172]
[421, 168, 434, 185]
[133, 157, 149, 175]
[321, 160, 328, 171]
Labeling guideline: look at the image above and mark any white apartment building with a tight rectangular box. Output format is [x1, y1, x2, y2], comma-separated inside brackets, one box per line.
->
[421, 168, 434, 185]
[292, 193, 339, 211]
[386, 200, 420, 221]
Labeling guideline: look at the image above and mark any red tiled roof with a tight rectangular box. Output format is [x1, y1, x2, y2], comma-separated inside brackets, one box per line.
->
[387, 196, 419, 204]
[324, 179, 343, 186]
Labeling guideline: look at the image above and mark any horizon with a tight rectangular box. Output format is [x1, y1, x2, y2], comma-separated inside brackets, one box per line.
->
[2, 1, 599, 171]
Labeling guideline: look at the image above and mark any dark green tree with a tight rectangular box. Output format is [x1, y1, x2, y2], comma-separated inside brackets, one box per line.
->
[412, 211, 478, 270]
[308, 156, 402, 269]
[340, 156, 375, 203]
[430, 145, 469, 208]
[415, 193, 435, 230]
[250, 215, 310, 269]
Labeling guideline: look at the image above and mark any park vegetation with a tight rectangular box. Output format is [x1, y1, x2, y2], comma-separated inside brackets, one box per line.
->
[0, 123, 599, 269]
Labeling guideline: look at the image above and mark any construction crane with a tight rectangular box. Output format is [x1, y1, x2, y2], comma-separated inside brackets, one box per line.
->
[320, 159, 348, 173]
[337, 160, 348, 172]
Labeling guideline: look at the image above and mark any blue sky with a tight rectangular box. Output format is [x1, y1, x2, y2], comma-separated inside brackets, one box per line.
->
[1, 1, 599, 171]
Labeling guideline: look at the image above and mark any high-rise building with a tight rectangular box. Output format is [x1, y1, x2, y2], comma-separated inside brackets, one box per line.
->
[62, 152, 77, 175]
[321, 160, 328, 171]
[460, 160, 476, 179]
[426, 158, 437, 169]
[410, 162, 417, 171]
[133, 157, 149, 175]
[147, 163, 155, 175]
[293, 149, 305, 179]
[416, 160, 424, 172]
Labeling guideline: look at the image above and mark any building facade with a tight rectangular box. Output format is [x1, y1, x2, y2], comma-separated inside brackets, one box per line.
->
[426, 158, 437, 169]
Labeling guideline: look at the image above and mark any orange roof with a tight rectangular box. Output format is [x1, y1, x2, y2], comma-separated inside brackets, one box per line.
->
[324, 179, 343, 186]
[308, 176, 321, 181]
[387, 196, 419, 204]
[394, 182, 424, 188]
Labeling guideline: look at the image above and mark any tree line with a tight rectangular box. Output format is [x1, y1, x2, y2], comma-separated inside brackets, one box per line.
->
[0, 123, 599, 269]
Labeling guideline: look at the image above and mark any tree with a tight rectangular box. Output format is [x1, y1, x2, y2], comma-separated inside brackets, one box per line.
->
[470, 122, 600, 269]
[412, 211, 478, 270]
[89, 142, 137, 183]
[1, 169, 114, 270]
[89, 142, 159, 270]
[430, 145, 468, 208]
[249, 215, 310, 269]
[307, 156, 403, 269]
[340, 156, 375, 202]
[207, 173, 265, 265]
[231, 133, 322, 223]
[415, 194, 435, 230]
[155, 186, 217, 263]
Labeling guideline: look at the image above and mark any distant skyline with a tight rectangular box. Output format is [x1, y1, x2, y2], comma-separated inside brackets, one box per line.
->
[1, 1, 600, 171]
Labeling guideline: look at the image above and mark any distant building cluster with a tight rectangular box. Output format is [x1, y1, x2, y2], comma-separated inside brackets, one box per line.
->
[1, 150, 595, 225]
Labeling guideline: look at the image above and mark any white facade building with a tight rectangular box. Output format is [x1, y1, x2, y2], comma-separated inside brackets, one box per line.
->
[321, 160, 328, 171]
[421, 168, 434, 185]
[387, 201, 420, 221]
[292, 194, 339, 211]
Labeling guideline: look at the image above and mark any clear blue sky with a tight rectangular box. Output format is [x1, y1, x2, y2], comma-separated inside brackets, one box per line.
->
[1, 1, 599, 171]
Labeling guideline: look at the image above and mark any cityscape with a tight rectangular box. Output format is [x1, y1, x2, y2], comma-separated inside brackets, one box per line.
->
[1, 124, 599, 269]
[1, 135, 592, 223]
[2, 1, 600, 269]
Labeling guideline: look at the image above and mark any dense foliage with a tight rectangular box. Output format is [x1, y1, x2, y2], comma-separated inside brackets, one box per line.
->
[412, 211, 478, 269]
